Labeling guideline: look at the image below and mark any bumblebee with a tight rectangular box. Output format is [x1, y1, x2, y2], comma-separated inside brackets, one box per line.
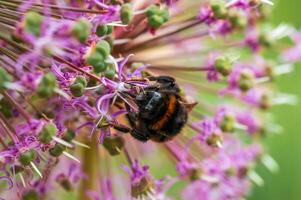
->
[115, 76, 189, 142]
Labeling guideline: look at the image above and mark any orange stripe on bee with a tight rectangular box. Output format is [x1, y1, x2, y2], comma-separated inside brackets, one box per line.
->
[152, 95, 177, 130]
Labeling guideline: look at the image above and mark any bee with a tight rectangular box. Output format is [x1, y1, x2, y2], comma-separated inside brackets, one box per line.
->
[114, 76, 189, 142]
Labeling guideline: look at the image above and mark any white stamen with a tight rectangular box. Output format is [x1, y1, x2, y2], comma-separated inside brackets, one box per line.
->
[201, 175, 219, 183]
[234, 123, 248, 131]
[54, 88, 71, 100]
[85, 84, 103, 90]
[248, 170, 264, 187]
[273, 93, 298, 105]
[274, 64, 294, 75]
[255, 77, 270, 84]
[108, 55, 119, 73]
[52, 136, 73, 148]
[72, 140, 90, 149]
[3, 82, 24, 92]
[113, 39, 132, 45]
[261, 154, 279, 173]
[19, 173, 26, 187]
[107, 21, 128, 27]
[261, 0, 274, 6]
[30, 162, 43, 178]
[63, 151, 80, 163]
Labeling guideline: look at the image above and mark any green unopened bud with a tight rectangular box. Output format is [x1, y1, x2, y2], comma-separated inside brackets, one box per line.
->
[10, 165, 25, 174]
[107, 25, 113, 34]
[37, 73, 57, 98]
[70, 83, 85, 97]
[49, 143, 66, 157]
[120, 3, 133, 25]
[206, 134, 223, 148]
[95, 40, 111, 59]
[74, 76, 87, 87]
[229, 12, 247, 29]
[93, 62, 108, 73]
[214, 57, 232, 76]
[146, 5, 161, 17]
[103, 136, 125, 156]
[220, 113, 236, 132]
[0, 68, 12, 90]
[22, 190, 39, 200]
[72, 18, 91, 43]
[211, 3, 228, 19]
[38, 123, 57, 144]
[189, 168, 202, 181]
[259, 34, 272, 48]
[19, 149, 37, 166]
[24, 11, 43, 36]
[56, 175, 73, 191]
[87, 52, 105, 67]
[131, 177, 154, 198]
[62, 129, 76, 142]
[0, 99, 13, 118]
[146, 5, 169, 29]
[148, 15, 164, 29]
[238, 70, 254, 92]
[260, 93, 272, 110]
[104, 64, 116, 79]
[96, 24, 108, 37]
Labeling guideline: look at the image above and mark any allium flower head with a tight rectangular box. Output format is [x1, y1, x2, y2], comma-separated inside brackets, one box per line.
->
[0, 0, 298, 199]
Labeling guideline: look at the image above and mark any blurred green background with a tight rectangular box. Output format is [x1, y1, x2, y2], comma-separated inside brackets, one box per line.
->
[250, 0, 301, 200]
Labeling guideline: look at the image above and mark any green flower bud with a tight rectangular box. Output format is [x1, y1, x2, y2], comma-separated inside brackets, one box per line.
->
[220, 113, 236, 132]
[37, 73, 57, 98]
[238, 70, 254, 92]
[160, 8, 169, 22]
[148, 15, 164, 29]
[86, 52, 105, 67]
[214, 57, 232, 76]
[19, 149, 37, 166]
[146, 5, 161, 17]
[62, 129, 76, 142]
[146, 5, 169, 29]
[96, 24, 108, 37]
[107, 25, 113, 34]
[131, 177, 154, 198]
[0, 68, 12, 90]
[0, 99, 13, 118]
[56, 175, 73, 191]
[103, 136, 125, 156]
[24, 11, 44, 36]
[259, 34, 272, 48]
[72, 18, 91, 43]
[260, 93, 272, 110]
[93, 62, 108, 73]
[95, 40, 111, 58]
[120, 3, 133, 25]
[70, 83, 85, 97]
[74, 76, 87, 87]
[211, 3, 228, 19]
[104, 68, 116, 79]
[38, 123, 57, 144]
[10, 165, 25, 174]
[189, 168, 202, 181]
[206, 134, 223, 148]
[229, 12, 247, 29]
[22, 190, 39, 200]
[49, 143, 66, 157]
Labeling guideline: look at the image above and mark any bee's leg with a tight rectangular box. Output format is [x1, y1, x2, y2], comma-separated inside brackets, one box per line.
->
[124, 104, 138, 127]
[148, 76, 175, 84]
[111, 123, 131, 133]
[130, 127, 150, 142]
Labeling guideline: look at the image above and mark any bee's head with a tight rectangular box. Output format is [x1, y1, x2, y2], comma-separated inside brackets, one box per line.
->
[136, 91, 166, 119]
